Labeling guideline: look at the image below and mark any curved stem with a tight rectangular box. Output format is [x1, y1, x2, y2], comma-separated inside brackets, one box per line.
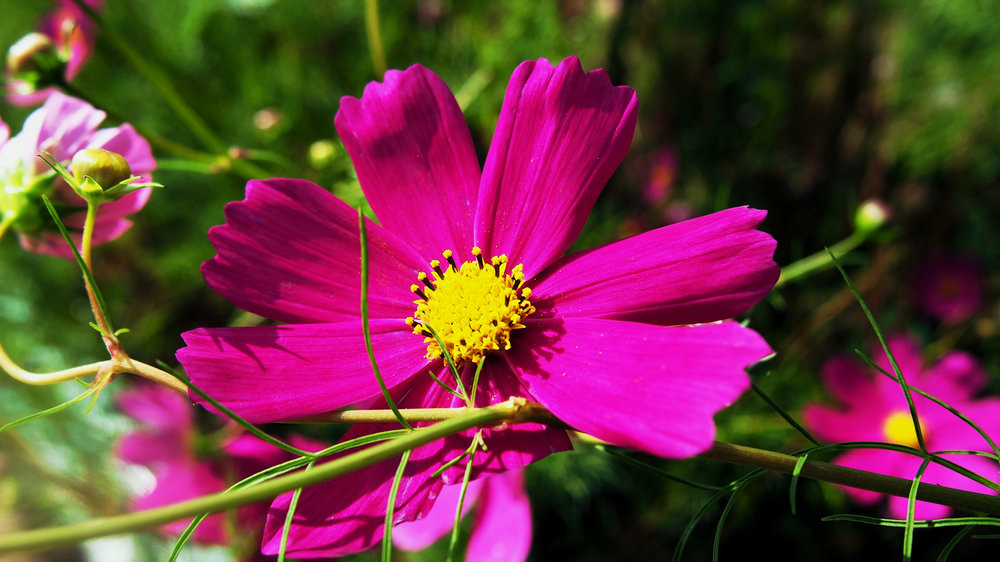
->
[0, 344, 104, 385]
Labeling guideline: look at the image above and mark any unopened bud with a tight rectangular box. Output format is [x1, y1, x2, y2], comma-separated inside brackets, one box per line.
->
[6, 32, 57, 74]
[853, 198, 891, 235]
[72, 149, 132, 189]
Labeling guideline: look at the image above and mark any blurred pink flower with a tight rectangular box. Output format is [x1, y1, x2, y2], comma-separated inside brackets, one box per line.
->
[6, 0, 103, 106]
[116, 384, 325, 559]
[178, 56, 777, 557]
[912, 254, 985, 325]
[0, 91, 154, 258]
[394, 469, 532, 562]
[642, 147, 678, 206]
[803, 334, 1000, 519]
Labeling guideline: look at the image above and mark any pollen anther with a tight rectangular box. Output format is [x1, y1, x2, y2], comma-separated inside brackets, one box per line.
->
[410, 249, 535, 364]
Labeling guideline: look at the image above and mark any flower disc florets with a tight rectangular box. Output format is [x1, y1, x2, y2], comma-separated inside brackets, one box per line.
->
[882, 411, 923, 448]
[406, 247, 535, 364]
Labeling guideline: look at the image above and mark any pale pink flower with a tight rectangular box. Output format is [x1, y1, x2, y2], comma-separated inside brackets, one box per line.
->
[0, 92, 154, 257]
[394, 469, 532, 562]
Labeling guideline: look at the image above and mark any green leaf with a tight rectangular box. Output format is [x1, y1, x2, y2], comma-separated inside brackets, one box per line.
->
[0, 387, 95, 432]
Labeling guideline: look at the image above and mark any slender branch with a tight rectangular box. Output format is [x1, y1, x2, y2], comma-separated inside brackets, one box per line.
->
[775, 231, 867, 288]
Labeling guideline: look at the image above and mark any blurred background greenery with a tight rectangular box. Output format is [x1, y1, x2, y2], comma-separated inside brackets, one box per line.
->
[1, 0, 998, 560]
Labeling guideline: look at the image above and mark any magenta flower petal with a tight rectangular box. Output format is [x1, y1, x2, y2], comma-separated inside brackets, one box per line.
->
[335, 64, 481, 259]
[393, 477, 484, 551]
[921, 350, 988, 402]
[467, 469, 532, 562]
[202, 178, 426, 324]
[115, 384, 193, 431]
[117, 432, 184, 467]
[509, 318, 769, 458]
[435, 360, 572, 484]
[531, 207, 778, 325]
[475, 57, 638, 278]
[817, 356, 878, 410]
[134, 461, 228, 544]
[261, 377, 453, 558]
[800, 404, 888, 445]
[177, 320, 429, 423]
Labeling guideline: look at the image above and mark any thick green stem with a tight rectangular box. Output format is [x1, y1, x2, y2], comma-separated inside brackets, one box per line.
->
[701, 442, 1000, 515]
[0, 402, 517, 555]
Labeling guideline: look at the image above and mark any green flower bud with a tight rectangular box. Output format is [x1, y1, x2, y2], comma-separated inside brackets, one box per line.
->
[71, 149, 132, 190]
[853, 198, 891, 235]
[6, 32, 57, 75]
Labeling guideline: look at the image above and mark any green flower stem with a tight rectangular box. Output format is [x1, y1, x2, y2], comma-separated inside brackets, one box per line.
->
[78, 201, 124, 361]
[775, 231, 867, 288]
[364, 0, 387, 79]
[701, 441, 1000, 515]
[289, 405, 568, 426]
[0, 401, 523, 556]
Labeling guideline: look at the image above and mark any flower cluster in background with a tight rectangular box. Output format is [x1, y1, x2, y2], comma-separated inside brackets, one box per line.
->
[5, 0, 103, 105]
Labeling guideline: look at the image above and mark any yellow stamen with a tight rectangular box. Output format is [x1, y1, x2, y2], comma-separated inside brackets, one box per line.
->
[882, 411, 925, 448]
[410, 247, 535, 364]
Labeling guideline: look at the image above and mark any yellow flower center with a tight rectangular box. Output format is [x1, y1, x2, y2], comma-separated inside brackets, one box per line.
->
[882, 411, 925, 448]
[406, 247, 535, 364]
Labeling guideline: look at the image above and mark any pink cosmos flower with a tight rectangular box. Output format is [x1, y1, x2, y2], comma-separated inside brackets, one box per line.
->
[803, 334, 1000, 519]
[912, 254, 985, 325]
[6, 0, 103, 106]
[0, 91, 154, 258]
[394, 468, 532, 561]
[116, 384, 324, 559]
[177, 56, 777, 557]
